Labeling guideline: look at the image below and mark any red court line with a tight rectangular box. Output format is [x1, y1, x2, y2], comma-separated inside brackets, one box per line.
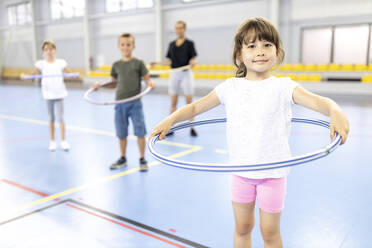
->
[66, 203, 186, 248]
[1, 179, 185, 248]
[0, 136, 49, 143]
[1, 179, 48, 197]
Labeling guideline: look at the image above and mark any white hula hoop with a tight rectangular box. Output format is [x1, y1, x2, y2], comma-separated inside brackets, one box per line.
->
[148, 118, 342, 172]
[149, 65, 191, 75]
[84, 81, 152, 105]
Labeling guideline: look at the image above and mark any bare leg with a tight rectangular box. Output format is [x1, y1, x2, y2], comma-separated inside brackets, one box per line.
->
[259, 209, 283, 248]
[119, 138, 127, 157]
[60, 122, 66, 141]
[137, 137, 146, 158]
[232, 201, 256, 248]
[170, 94, 178, 114]
[49, 122, 55, 141]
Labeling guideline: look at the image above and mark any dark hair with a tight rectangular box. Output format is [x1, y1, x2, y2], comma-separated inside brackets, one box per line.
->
[232, 17, 285, 77]
[42, 40, 56, 50]
[176, 20, 187, 29]
[119, 33, 135, 45]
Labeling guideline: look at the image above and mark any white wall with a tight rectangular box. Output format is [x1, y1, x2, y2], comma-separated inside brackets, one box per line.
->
[163, 0, 270, 64]
[1, 0, 372, 69]
[291, 0, 372, 21]
[1, 27, 34, 67]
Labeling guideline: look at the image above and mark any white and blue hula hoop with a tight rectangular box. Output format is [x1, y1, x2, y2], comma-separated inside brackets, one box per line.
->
[23, 73, 80, 79]
[84, 81, 152, 105]
[148, 118, 342, 172]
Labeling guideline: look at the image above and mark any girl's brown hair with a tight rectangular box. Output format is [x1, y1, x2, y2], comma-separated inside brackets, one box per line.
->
[232, 17, 285, 77]
[42, 40, 56, 50]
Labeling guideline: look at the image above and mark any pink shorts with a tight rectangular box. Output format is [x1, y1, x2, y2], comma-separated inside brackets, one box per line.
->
[230, 174, 287, 213]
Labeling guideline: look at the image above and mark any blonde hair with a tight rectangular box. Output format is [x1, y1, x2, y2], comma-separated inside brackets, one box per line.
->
[232, 17, 285, 78]
[42, 40, 56, 50]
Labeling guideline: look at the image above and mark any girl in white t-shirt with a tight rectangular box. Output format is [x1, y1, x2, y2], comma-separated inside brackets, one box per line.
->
[21, 40, 72, 151]
[150, 17, 349, 247]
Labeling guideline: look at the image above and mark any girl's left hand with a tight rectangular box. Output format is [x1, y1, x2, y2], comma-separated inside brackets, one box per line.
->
[329, 109, 349, 145]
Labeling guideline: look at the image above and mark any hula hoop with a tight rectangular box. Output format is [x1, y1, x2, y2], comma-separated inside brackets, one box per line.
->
[23, 73, 80, 79]
[148, 118, 342, 172]
[149, 65, 191, 75]
[84, 81, 152, 105]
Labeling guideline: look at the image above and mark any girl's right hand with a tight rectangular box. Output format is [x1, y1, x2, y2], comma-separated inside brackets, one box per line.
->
[20, 73, 25, 80]
[149, 118, 174, 141]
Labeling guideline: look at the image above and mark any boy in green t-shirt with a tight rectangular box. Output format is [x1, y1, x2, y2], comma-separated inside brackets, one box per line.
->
[93, 33, 155, 171]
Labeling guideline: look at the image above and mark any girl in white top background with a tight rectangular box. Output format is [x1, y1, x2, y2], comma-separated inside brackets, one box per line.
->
[21, 40, 72, 151]
[150, 17, 349, 248]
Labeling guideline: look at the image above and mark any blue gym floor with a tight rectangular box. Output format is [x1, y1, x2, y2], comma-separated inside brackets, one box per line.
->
[0, 82, 371, 247]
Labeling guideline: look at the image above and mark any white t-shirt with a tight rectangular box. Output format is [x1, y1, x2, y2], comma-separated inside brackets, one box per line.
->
[35, 59, 68, 99]
[215, 76, 299, 179]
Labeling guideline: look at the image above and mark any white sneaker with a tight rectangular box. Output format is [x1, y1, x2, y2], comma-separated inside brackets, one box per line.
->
[61, 140, 70, 151]
[49, 141, 57, 151]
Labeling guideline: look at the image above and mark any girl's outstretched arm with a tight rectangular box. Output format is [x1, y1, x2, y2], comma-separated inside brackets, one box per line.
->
[20, 67, 41, 79]
[63, 66, 72, 73]
[292, 86, 349, 144]
[149, 90, 221, 141]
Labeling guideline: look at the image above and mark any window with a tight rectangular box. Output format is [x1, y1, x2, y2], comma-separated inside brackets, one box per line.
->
[7, 2, 32, 26]
[106, 0, 153, 13]
[51, 0, 85, 19]
[301, 28, 333, 64]
[301, 24, 372, 64]
[333, 25, 369, 64]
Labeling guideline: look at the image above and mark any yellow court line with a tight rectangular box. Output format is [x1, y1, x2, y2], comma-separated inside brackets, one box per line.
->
[16, 146, 202, 212]
[215, 149, 228, 154]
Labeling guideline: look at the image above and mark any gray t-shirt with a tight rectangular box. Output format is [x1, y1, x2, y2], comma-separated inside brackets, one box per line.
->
[111, 58, 148, 100]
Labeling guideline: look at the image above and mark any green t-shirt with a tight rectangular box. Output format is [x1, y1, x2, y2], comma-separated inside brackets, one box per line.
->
[110, 58, 148, 100]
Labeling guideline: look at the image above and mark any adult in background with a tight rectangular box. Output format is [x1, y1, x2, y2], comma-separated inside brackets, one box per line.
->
[152, 20, 198, 136]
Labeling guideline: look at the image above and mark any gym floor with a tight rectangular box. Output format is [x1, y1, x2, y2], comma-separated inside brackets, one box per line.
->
[0, 82, 371, 247]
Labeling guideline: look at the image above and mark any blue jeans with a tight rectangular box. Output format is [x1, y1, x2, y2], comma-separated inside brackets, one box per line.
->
[114, 100, 147, 139]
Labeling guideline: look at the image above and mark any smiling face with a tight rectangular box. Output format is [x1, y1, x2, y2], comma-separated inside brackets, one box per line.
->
[232, 17, 285, 79]
[118, 36, 135, 57]
[238, 30, 278, 77]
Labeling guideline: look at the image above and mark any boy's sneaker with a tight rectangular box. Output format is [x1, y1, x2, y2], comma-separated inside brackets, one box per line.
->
[49, 141, 57, 151]
[110, 157, 127, 170]
[190, 128, 198, 137]
[61, 140, 70, 151]
[139, 158, 148, 172]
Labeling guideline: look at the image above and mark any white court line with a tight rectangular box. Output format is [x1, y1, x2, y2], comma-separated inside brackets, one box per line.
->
[0, 113, 203, 216]
[0, 113, 200, 149]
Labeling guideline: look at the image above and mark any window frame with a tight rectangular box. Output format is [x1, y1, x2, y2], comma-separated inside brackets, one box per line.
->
[6, 1, 32, 26]
[105, 0, 154, 13]
[301, 23, 372, 65]
[50, 0, 86, 20]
